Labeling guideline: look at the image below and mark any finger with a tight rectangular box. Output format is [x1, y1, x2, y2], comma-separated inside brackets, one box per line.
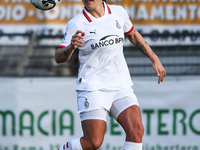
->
[158, 75, 161, 84]
[72, 37, 84, 43]
[157, 70, 164, 84]
[158, 74, 163, 84]
[76, 30, 85, 37]
[72, 40, 83, 47]
[154, 67, 160, 77]
[71, 38, 83, 47]
[154, 68, 161, 84]
[159, 71, 165, 83]
[164, 70, 167, 78]
[161, 72, 163, 81]
[76, 30, 84, 35]
[73, 34, 83, 40]
[81, 32, 85, 37]
[74, 31, 85, 46]
[72, 32, 84, 42]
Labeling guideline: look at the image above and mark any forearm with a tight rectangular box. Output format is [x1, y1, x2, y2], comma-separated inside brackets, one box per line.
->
[55, 45, 75, 63]
[127, 29, 159, 63]
[55, 30, 85, 63]
[126, 29, 166, 83]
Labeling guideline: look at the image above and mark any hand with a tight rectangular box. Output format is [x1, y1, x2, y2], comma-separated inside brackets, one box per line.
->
[152, 60, 166, 84]
[70, 30, 85, 49]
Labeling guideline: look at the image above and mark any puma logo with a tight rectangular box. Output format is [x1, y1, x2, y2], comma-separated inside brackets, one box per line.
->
[90, 30, 96, 34]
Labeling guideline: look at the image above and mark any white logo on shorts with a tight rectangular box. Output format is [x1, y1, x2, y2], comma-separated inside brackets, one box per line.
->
[84, 98, 89, 109]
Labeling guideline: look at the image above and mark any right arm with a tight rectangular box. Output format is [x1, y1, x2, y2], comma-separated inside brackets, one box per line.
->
[55, 30, 85, 63]
[126, 28, 166, 84]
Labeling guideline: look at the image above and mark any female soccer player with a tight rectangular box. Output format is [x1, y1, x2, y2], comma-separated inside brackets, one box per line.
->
[55, 0, 166, 149]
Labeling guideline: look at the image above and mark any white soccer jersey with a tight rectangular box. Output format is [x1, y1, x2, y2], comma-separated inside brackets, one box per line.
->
[59, 2, 134, 91]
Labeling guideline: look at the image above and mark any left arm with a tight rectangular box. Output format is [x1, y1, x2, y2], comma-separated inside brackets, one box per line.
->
[125, 28, 166, 84]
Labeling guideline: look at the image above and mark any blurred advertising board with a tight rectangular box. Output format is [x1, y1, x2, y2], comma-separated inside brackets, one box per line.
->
[0, 0, 200, 45]
[0, 77, 200, 150]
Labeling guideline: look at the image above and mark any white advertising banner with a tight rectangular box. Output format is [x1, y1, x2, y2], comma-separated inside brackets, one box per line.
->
[0, 77, 200, 150]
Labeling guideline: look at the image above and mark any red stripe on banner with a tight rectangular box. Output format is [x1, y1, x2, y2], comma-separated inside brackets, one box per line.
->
[124, 26, 134, 34]
[83, 9, 92, 22]
[63, 145, 65, 149]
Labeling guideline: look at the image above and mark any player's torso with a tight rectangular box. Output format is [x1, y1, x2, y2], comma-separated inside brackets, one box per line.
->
[77, 11, 125, 63]
[73, 6, 133, 90]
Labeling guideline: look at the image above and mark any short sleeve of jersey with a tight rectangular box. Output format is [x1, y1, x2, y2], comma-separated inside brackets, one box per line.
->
[59, 20, 78, 48]
[121, 6, 134, 34]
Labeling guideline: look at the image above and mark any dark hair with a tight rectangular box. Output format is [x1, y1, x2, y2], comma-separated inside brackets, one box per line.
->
[102, 0, 107, 2]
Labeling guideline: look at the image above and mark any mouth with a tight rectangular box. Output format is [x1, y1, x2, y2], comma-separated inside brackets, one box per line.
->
[85, 0, 93, 4]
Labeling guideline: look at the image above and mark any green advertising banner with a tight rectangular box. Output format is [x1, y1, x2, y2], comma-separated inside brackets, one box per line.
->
[0, 77, 200, 150]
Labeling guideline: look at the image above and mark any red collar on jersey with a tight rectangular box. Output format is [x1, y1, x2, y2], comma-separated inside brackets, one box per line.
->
[83, 3, 111, 22]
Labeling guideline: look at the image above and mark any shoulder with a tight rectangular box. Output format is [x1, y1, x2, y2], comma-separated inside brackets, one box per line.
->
[67, 10, 86, 27]
[108, 4, 126, 14]
[108, 4, 128, 19]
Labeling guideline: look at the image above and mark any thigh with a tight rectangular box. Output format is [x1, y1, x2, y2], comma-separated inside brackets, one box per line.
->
[81, 119, 106, 140]
[110, 96, 139, 120]
[117, 105, 142, 128]
[80, 109, 107, 147]
[117, 105, 143, 142]
[81, 119, 106, 148]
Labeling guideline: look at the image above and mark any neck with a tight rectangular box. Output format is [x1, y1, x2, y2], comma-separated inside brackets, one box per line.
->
[86, 2, 105, 18]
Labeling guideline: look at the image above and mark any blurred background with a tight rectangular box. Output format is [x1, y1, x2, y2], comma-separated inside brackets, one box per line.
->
[0, 0, 200, 149]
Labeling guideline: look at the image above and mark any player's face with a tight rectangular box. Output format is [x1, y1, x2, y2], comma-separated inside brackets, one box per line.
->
[82, 0, 103, 12]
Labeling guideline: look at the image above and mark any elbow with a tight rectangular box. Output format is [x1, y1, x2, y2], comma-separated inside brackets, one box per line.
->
[55, 56, 66, 64]
[55, 58, 61, 64]
[55, 47, 71, 63]
[55, 53, 60, 64]
[55, 54, 69, 64]
[55, 52, 64, 64]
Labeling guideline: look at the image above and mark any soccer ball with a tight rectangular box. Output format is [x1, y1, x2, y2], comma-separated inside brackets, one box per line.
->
[30, 0, 60, 11]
